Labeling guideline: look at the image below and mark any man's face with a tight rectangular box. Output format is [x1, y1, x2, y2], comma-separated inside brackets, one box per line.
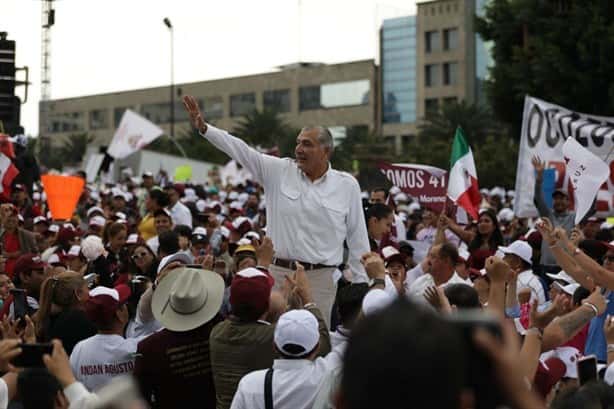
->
[165, 189, 179, 205]
[502, 253, 521, 270]
[604, 250, 614, 272]
[369, 214, 393, 240]
[370, 191, 386, 204]
[155, 215, 172, 234]
[143, 177, 154, 189]
[387, 261, 406, 282]
[552, 193, 569, 213]
[294, 128, 329, 176]
[247, 195, 259, 209]
[422, 210, 436, 227]
[583, 221, 600, 240]
[428, 246, 445, 276]
[24, 268, 48, 297]
[3, 214, 17, 230]
[0, 275, 11, 299]
[12, 191, 26, 204]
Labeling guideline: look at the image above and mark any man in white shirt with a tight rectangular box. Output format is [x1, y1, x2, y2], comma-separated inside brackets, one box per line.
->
[183, 96, 370, 327]
[230, 309, 346, 409]
[164, 184, 193, 228]
[70, 285, 152, 392]
[499, 240, 546, 305]
[406, 243, 468, 302]
[415, 209, 460, 247]
[146, 209, 174, 255]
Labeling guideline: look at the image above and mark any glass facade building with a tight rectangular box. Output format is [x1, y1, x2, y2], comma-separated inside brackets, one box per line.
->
[381, 16, 417, 124]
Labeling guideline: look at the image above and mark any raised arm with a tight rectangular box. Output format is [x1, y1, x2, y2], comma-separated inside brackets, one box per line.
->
[532, 156, 551, 218]
[183, 95, 284, 184]
[439, 214, 475, 245]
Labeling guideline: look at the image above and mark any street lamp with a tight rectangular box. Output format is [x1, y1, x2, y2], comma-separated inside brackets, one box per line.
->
[163, 17, 174, 139]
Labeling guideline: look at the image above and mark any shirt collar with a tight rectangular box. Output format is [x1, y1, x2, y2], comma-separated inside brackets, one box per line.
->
[273, 359, 313, 370]
[299, 163, 332, 185]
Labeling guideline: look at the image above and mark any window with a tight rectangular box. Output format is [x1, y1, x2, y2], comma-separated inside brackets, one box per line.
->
[425, 31, 440, 53]
[299, 86, 321, 111]
[203, 96, 223, 119]
[443, 28, 459, 50]
[425, 64, 440, 87]
[425, 98, 439, 113]
[263, 89, 291, 113]
[230, 93, 255, 117]
[48, 112, 85, 133]
[88, 109, 108, 130]
[443, 62, 459, 85]
[141, 103, 170, 124]
[320, 80, 370, 108]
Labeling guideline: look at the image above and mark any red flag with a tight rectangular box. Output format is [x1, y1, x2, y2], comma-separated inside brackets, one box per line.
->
[0, 152, 19, 199]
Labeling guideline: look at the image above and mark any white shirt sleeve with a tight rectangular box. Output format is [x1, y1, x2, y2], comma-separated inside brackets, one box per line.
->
[0, 378, 8, 409]
[344, 179, 370, 283]
[200, 125, 285, 185]
[229, 379, 248, 409]
[65, 382, 99, 409]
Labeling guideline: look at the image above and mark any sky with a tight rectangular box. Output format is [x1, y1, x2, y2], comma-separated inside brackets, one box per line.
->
[2, 0, 417, 136]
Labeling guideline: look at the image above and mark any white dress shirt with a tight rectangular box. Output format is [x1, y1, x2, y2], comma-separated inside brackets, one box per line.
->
[406, 271, 470, 303]
[517, 269, 546, 305]
[230, 343, 346, 409]
[168, 201, 192, 228]
[201, 125, 370, 281]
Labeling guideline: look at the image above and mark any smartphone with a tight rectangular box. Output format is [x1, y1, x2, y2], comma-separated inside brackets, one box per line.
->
[11, 343, 53, 368]
[448, 311, 505, 409]
[10, 288, 27, 322]
[577, 355, 598, 385]
[186, 264, 204, 269]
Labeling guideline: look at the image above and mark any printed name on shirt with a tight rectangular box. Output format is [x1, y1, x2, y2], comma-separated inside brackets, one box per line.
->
[80, 360, 134, 376]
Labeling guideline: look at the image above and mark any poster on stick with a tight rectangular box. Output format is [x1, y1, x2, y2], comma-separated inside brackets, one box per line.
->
[514, 96, 614, 218]
[378, 162, 448, 212]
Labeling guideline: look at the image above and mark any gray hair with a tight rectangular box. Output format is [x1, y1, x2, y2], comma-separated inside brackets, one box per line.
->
[301, 126, 334, 153]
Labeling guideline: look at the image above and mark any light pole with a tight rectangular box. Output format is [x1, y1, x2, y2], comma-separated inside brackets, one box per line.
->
[163, 17, 174, 139]
[163, 17, 186, 157]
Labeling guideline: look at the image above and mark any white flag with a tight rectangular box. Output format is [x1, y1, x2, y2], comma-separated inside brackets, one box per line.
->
[562, 138, 609, 224]
[107, 110, 164, 159]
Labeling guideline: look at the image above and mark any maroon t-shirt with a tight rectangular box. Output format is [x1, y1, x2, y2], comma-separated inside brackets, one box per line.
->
[134, 316, 222, 409]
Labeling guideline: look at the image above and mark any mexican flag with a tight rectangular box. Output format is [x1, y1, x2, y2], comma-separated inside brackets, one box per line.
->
[447, 127, 480, 220]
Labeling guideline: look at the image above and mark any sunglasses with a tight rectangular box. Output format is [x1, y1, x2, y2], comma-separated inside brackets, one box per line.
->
[132, 252, 149, 261]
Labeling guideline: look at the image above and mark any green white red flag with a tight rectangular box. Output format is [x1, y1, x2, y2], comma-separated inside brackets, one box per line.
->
[447, 127, 481, 220]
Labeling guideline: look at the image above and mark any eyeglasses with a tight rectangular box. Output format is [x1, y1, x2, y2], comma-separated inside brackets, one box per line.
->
[132, 252, 149, 261]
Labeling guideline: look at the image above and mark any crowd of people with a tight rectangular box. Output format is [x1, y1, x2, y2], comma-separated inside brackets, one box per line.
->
[0, 96, 612, 409]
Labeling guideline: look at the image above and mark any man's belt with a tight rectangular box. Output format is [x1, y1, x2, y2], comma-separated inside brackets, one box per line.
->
[272, 257, 335, 271]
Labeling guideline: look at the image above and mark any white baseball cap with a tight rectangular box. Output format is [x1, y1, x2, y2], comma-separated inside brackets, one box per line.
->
[498, 240, 533, 265]
[361, 289, 394, 316]
[546, 270, 575, 284]
[86, 206, 104, 218]
[126, 234, 139, 245]
[67, 245, 81, 258]
[89, 216, 106, 228]
[553, 282, 580, 297]
[274, 309, 319, 357]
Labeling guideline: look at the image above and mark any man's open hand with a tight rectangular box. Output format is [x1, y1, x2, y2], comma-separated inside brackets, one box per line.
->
[183, 96, 207, 134]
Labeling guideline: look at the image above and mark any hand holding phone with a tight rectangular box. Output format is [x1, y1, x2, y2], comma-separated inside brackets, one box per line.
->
[11, 343, 53, 368]
[577, 355, 598, 385]
[10, 288, 27, 322]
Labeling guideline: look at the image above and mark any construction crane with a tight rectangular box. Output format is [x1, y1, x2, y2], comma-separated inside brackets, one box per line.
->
[39, 0, 54, 142]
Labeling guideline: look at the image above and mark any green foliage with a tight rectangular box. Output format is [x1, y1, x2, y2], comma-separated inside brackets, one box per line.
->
[232, 108, 299, 156]
[33, 133, 92, 170]
[407, 101, 518, 188]
[476, 0, 614, 137]
[147, 124, 230, 165]
[60, 133, 93, 164]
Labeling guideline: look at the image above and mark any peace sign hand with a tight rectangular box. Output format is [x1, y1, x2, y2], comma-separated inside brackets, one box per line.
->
[182, 95, 207, 134]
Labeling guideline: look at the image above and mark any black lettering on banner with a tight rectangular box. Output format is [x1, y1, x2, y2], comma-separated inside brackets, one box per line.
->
[527, 104, 544, 147]
[555, 111, 576, 147]
[576, 118, 600, 146]
[563, 112, 581, 143]
[543, 108, 561, 147]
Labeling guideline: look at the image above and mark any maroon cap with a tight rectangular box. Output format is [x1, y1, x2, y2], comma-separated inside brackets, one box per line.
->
[14, 254, 45, 277]
[230, 268, 274, 317]
[534, 357, 566, 399]
[57, 227, 77, 244]
[85, 285, 132, 328]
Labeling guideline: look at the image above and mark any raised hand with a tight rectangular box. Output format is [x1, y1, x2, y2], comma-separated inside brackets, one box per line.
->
[569, 226, 585, 246]
[531, 155, 545, 177]
[484, 256, 509, 284]
[256, 237, 274, 267]
[535, 217, 555, 246]
[182, 95, 207, 134]
[361, 252, 386, 280]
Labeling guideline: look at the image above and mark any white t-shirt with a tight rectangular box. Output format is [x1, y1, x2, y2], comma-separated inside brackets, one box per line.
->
[146, 236, 159, 255]
[70, 334, 144, 392]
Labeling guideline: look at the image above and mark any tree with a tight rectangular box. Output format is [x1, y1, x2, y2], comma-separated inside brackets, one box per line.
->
[232, 108, 298, 154]
[60, 133, 93, 165]
[476, 0, 614, 138]
[418, 100, 502, 145]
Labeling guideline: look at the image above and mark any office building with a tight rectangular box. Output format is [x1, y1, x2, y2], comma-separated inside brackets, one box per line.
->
[39, 60, 377, 147]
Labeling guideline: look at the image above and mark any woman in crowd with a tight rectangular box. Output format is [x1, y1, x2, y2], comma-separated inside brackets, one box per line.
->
[130, 244, 159, 281]
[35, 271, 97, 354]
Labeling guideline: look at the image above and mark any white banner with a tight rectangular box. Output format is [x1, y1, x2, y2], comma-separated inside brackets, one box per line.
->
[107, 110, 164, 159]
[514, 96, 614, 218]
